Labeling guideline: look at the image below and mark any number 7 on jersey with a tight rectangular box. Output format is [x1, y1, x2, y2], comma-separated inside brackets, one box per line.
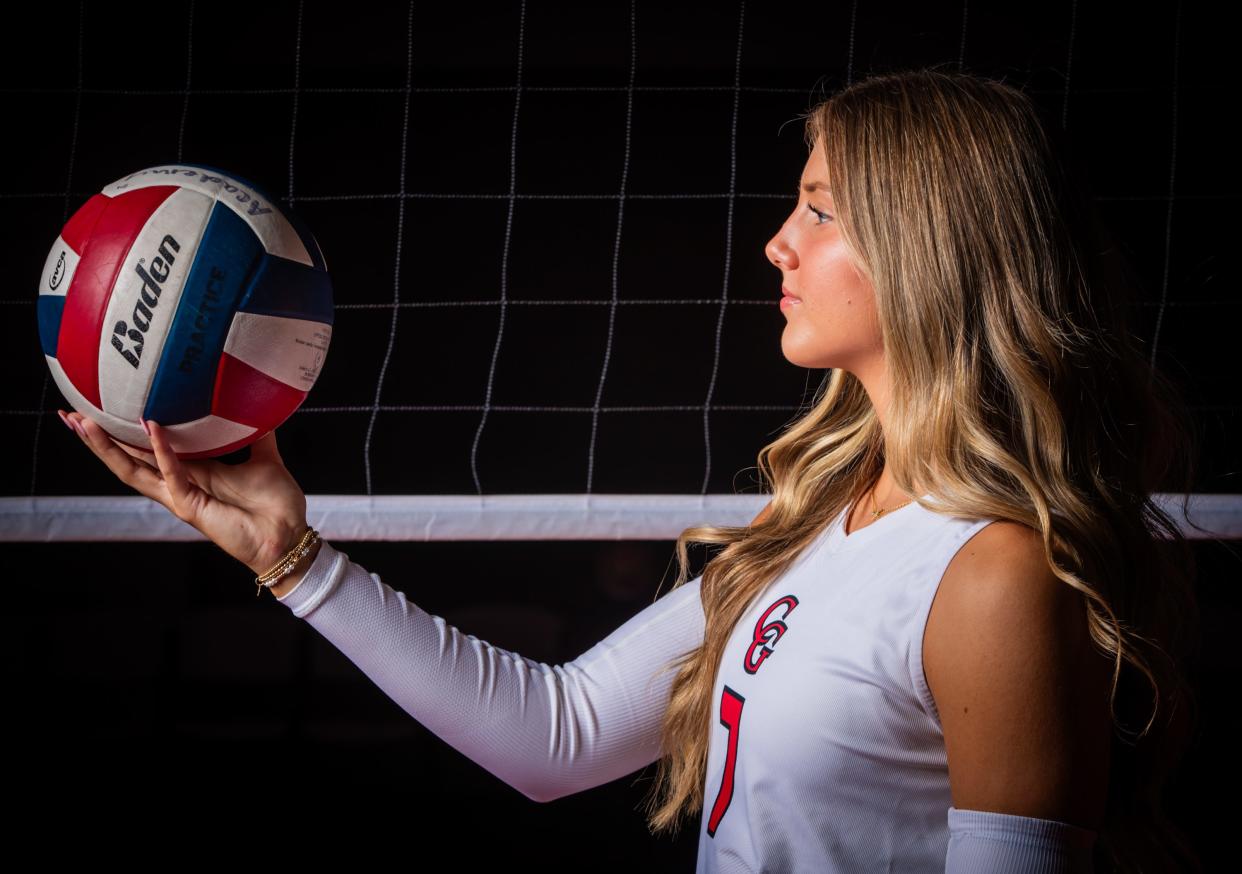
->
[706, 685, 745, 837]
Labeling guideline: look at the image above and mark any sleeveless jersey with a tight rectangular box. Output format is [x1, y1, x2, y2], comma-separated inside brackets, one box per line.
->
[272, 497, 1093, 870]
[696, 496, 996, 873]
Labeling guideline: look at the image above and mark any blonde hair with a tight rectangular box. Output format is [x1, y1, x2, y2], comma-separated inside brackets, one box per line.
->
[638, 68, 1204, 873]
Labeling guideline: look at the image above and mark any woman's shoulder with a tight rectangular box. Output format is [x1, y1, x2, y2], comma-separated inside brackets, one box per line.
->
[926, 516, 1092, 694]
[951, 516, 1038, 559]
[936, 518, 1059, 603]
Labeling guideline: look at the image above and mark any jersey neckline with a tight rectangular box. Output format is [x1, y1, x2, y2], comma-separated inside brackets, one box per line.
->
[823, 492, 933, 553]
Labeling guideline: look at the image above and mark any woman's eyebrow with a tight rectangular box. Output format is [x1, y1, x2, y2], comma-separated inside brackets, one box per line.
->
[800, 180, 831, 194]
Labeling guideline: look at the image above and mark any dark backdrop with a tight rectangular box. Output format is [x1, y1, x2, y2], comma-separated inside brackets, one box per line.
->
[2, 1, 1235, 868]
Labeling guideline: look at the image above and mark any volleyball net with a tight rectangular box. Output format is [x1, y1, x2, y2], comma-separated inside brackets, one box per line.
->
[3, 1, 1236, 543]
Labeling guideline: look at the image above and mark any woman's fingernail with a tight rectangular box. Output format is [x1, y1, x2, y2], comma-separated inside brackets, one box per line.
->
[140, 418, 151, 437]
[73, 420, 86, 439]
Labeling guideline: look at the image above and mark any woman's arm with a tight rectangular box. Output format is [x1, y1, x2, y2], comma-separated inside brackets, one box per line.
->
[275, 541, 706, 803]
[928, 521, 1109, 871]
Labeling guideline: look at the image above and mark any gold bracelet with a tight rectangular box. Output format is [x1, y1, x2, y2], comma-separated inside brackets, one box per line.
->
[255, 527, 321, 598]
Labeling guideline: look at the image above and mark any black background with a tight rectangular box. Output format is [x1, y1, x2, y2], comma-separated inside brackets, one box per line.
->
[2, 1, 1236, 868]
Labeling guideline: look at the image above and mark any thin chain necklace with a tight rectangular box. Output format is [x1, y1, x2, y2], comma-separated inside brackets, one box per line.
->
[862, 479, 916, 520]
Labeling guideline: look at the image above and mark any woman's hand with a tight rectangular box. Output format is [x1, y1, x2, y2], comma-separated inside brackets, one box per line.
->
[59, 409, 310, 578]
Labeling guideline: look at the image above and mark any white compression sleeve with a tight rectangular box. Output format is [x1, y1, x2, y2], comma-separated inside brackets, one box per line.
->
[275, 540, 706, 802]
[944, 806, 1098, 873]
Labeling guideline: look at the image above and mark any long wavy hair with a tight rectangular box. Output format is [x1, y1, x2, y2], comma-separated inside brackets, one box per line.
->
[638, 68, 1205, 873]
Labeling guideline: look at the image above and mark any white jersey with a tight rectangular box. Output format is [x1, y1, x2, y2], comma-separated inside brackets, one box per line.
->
[276, 497, 1098, 872]
[697, 497, 993, 872]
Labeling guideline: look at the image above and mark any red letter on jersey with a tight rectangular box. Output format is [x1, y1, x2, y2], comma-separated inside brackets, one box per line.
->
[743, 594, 799, 674]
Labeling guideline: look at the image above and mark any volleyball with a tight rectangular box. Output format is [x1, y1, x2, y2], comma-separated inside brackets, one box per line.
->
[36, 163, 333, 459]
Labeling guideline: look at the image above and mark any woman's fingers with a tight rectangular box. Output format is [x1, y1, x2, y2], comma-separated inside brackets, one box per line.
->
[142, 418, 207, 524]
[249, 428, 282, 463]
[61, 411, 282, 570]
[63, 410, 172, 509]
[116, 440, 159, 468]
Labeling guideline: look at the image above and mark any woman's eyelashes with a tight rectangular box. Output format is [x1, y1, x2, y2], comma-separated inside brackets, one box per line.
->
[806, 203, 832, 225]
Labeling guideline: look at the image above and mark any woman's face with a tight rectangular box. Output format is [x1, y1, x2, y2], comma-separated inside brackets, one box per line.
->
[764, 139, 882, 375]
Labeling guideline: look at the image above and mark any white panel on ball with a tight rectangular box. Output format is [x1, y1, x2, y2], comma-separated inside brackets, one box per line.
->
[101, 165, 316, 267]
[39, 235, 80, 298]
[222, 312, 333, 390]
[96, 188, 213, 423]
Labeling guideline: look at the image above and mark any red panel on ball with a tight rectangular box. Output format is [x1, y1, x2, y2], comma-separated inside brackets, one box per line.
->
[57, 186, 178, 408]
[60, 192, 109, 253]
[178, 430, 268, 461]
[211, 351, 307, 434]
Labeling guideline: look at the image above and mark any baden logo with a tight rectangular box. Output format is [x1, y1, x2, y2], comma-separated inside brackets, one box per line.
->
[111, 234, 181, 369]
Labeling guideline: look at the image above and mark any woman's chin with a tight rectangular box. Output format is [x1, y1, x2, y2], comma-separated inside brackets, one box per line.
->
[779, 338, 826, 370]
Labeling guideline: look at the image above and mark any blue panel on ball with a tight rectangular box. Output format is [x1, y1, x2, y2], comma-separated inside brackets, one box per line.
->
[144, 201, 263, 424]
[177, 161, 327, 271]
[237, 254, 334, 326]
[37, 294, 66, 357]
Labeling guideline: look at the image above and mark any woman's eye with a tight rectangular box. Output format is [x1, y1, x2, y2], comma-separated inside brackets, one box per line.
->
[806, 203, 832, 225]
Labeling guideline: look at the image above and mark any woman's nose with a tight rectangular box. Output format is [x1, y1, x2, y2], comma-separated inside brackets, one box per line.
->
[765, 231, 793, 270]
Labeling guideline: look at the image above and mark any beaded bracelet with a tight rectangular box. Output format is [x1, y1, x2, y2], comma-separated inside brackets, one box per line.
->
[255, 526, 321, 598]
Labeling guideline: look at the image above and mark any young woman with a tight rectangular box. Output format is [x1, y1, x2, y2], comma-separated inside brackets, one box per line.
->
[61, 69, 1202, 873]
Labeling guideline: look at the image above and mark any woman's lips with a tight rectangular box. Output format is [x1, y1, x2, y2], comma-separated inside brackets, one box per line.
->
[781, 287, 801, 310]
